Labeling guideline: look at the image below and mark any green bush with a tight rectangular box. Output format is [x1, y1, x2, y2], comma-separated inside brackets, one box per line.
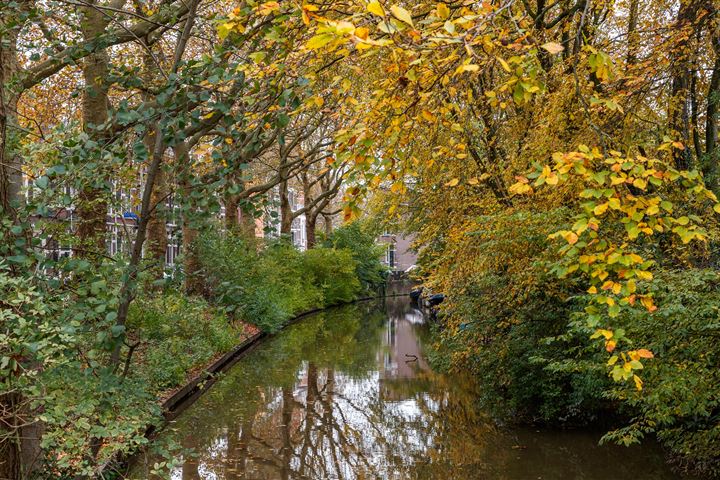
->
[596, 269, 720, 477]
[437, 270, 609, 425]
[127, 293, 237, 390]
[196, 231, 316, 332]
[197, 229, 379, 332]
[302, 247, 361, 306]
[429, 210, 609, 423]
[324, 220, 388, 294]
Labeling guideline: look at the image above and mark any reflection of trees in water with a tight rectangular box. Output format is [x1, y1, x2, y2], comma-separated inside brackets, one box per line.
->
[176, 363, 379, 479]
[350, 366, 499, 479]
[200, 367, 498, 479]
[133, 300, 502, 479]
[133, 300, 689, 480]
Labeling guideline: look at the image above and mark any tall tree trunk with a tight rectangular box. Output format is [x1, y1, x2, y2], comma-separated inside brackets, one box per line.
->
[279, 178, 292, 236]
[146, 166, 168, 278]
[143, 43, 168, 280]
[238, 203, 256, 238]
[690, 68, 703, 159]
[0, 7, 33, 477]
[0, 393, 21, 480]
[323, 213, 333, 237]
[305, 213, 317, 249]
[77, 0, 111, 254]
[705, 34, 720, 189]
[668, 0, 701, 170]
[626, 0, 640, 67]
[224, 180, 239, 232]
[0, 392, 43, 480]
[110, 98, 174, 367]
[0, 14, 23, 215]
[176, 142, 204, 296]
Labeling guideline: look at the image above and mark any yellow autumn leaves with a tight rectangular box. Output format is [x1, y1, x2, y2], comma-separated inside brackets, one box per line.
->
[509, 146, 720, 390]
[366, 1, 384, 16]
[305, 1, 419, 51]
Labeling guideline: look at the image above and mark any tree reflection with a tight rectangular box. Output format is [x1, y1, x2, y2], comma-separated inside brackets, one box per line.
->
[132, 299, 500, 479]
[131, 298, 692, 480]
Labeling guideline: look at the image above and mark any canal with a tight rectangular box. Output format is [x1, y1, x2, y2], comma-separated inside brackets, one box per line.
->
[130, 296, 691, 479]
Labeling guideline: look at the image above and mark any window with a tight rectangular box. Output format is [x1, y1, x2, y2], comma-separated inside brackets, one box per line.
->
[108, 224, 122, 256]
[166, 227, 181, 268]
[291, 215, 306, 250]
[386, 242, 396, 269]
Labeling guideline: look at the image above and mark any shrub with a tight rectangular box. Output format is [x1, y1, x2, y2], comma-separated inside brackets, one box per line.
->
[430, 209, 610, 424]
[597, 269, 720, 476]
[325, 220, 388, 294]
[197, 226, 385, 331]
[127, 293, 237, 390]
[197, 230, 356, 331]
[430, 207, 720, 475]
[196, 231, 314, 332]
[260, 239, 322, 314]
[302, 247, 361, 306]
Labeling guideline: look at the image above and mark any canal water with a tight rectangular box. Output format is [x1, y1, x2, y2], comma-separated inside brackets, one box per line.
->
[130, 296, 690, 479]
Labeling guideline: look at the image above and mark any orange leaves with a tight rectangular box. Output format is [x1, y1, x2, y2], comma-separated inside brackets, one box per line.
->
[508, 176, 532, 195]
[639, 295, 657, 312]
[630, 349, 654, 360]
[601, 280, 622, 295]
[420, 110, 436, 123]
[355, 26, 369, 40]
[561, 231, 578, 245]
[517, 146, 717, 391]
[301, 4, 319, 25]
[257, 1, 280, 15]
[601, 332, 654, 390]
[591, 328, 617, 352]
[536, 165, 559, 186]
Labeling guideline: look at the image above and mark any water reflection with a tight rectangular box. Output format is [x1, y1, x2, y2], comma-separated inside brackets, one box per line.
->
[131, 298, 687, 480]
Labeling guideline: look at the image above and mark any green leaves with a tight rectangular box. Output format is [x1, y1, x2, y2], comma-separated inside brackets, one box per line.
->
[277, 112, 290, 128]
[110, 324, 125, 338]
[35, 176, 49, 189]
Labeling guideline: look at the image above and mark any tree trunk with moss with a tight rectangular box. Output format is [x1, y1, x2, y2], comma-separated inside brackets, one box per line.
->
[76, 1, 111, 255]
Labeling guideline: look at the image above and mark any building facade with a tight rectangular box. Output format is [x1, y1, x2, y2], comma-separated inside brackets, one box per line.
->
[377, 232, 417, 272]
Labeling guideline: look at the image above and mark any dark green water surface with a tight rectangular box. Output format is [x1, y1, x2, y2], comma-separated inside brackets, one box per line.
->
[130, 297, 690, 479]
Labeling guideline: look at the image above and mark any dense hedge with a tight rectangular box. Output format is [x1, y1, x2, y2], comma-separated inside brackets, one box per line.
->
[196, 228, 381, 332]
